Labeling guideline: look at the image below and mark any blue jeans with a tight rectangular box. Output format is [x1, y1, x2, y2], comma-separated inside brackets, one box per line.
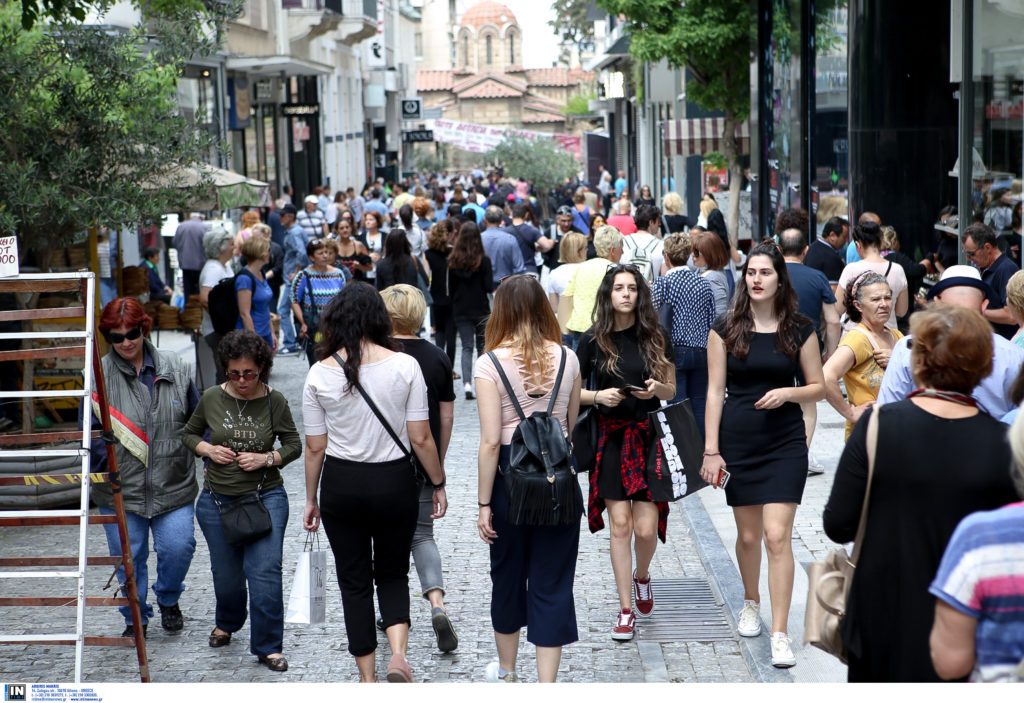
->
[99, 278, 118, 308]
[276, 286, 296, 347]
[673, 345, 708, 439]
[195, 486, 289, 656]
[99, 503, 196, 625]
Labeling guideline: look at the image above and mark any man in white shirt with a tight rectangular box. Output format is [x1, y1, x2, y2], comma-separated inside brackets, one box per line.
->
[621, 204, 665, 283]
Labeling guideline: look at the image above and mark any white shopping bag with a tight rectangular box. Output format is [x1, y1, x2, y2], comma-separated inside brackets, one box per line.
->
[285, 533, 327, 624]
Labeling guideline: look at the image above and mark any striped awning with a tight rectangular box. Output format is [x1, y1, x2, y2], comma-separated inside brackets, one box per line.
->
[662, 118, 751, 158]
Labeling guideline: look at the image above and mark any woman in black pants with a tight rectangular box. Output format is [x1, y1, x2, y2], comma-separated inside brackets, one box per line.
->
[448, 221, 493, 399]
[425, 220, 457, 369]
[301, 283, 447, 683]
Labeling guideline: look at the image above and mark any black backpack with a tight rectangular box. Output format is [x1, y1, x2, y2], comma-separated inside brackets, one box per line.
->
[485, 347, 582, 526]
[208, 268, 255, 334]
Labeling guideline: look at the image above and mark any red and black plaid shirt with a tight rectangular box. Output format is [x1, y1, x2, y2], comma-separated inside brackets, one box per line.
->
[587, 415, 668, 542]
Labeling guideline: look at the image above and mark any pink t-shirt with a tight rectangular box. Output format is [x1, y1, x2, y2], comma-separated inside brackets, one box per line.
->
[475, 342, 581, 446]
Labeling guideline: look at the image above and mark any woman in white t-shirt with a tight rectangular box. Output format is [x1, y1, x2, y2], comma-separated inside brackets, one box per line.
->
[197, 227, 235, 387]
[835, 221, 908, 331]
[301, 282, 447, 683]
[546, 231, 588, 346]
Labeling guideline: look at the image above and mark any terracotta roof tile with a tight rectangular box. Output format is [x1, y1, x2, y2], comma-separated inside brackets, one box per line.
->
[417, 70, 455, 92]
[526, 67, 595, 87]
[460, 1, 517, 29]
[459, 80, 525, 99]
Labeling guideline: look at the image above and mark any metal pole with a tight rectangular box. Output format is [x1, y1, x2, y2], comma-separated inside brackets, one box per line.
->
[958, 0, 974, 265]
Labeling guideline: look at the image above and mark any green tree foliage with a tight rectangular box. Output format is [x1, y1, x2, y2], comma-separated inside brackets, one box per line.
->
[598, 0, 751, 241]
[487, 135, 579, 218]
[16, 0, 216, 30]
[564, 91, 597, 117]
[548, 0, 595, 66]
[0, 1, 241, 265]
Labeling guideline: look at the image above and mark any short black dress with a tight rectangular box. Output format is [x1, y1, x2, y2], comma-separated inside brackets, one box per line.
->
[715, 318, 814, 507]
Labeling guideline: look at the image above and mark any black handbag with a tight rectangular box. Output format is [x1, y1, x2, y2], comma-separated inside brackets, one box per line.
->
[571, 366, 598, 473]
[486, 348, 582, 526]
[334, 353, 423, 487]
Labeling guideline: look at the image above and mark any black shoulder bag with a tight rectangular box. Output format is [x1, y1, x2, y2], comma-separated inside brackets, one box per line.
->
[571, 363, 599, 473]
[332, 353, 424, 487]
[205, 388, 275, 547]
[485, 347, 582, 526]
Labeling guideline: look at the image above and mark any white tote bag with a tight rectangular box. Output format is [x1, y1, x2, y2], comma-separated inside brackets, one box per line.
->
[285, 532, 327, 624]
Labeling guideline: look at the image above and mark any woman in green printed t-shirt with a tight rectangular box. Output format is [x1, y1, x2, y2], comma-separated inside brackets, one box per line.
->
[182, 330, 301, 673]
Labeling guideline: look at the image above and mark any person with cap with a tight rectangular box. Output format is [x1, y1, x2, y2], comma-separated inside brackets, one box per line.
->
[877, 265, 1024, 421]
[277, 203, 304, 356]
[962, 222, 1020, 339]
[297, 195, 329, 240]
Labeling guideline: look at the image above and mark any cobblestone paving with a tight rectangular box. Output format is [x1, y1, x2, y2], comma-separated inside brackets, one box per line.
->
[0, 342, 789, 684]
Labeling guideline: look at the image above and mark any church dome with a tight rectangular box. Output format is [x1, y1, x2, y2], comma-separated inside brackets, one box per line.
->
[460, 0, 517, 29]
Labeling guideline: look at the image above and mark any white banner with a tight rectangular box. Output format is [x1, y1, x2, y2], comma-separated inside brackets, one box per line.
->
[428, 118, 582, 158]
[0, 235, 19, 277]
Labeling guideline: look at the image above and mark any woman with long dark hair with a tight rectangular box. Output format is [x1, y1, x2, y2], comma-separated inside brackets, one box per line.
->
[425, 220, 457, 368]
[576, 264, 675, 642]
[475, 275, 582, 682]
[448, 221, 494, 399]
[333, 216, 372, 281]
[701, 243, 824, 669]
[398, 204, 426, 261]
[302, 283, 447, 683]
[375, 229, 424, 291]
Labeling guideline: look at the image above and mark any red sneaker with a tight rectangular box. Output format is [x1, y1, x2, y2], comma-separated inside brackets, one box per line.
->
[633, 570, 654, 617]
[611, 608, 635, 641]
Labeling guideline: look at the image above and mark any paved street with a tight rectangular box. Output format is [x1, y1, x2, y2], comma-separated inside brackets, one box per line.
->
[0, 333, 849, 684]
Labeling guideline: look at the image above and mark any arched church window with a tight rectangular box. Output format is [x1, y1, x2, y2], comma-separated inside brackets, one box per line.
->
[509, 31, 516, 65]
[485, 35, 493, 66]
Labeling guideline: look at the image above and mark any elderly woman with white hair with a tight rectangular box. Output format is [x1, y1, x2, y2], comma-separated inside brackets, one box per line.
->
[660, 192, 690, 235]
[198, 226, 236, 387]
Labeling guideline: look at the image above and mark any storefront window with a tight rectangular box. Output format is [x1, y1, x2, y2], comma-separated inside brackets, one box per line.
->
[971, 0, 1024, 242]
[813, 1, 849, 231]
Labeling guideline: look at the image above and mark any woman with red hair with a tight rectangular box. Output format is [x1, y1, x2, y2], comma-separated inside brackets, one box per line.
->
[91, 297, 200, 638]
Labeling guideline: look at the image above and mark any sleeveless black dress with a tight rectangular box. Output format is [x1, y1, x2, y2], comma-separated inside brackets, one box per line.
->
[716, 319, 815, 506]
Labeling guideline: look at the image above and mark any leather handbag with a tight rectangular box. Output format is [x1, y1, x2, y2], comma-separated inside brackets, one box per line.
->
[803, 406, 880, 662]
[486, 348, 582, 526]
[571, 367, 598, 473]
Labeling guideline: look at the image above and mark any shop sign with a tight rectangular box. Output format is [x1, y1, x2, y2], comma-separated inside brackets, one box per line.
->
[401, 98, 423, 120]
[986, 100, 1024, 119]
[281, 103, 319, 117]
[833, 138, 848, 154]
[255, 81, 273, 101]
[402, 130, 433, 143]
[0, 235, 19, 277]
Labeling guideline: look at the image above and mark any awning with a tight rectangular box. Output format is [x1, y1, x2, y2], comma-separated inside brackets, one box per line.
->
[585, 35, 631, 72]
[662, 118, 751, 158]
[225, 55, 333, 77]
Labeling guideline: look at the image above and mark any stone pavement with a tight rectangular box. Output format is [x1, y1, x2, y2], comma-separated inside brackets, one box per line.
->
[0, 333, 850, 684]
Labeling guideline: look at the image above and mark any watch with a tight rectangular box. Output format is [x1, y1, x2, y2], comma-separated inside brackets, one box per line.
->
[265, 452, 274, 467]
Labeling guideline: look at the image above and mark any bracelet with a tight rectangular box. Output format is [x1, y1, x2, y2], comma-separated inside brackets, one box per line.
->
[703, 451, 720, 457]
[478, 501, 490, 508]
[431, 478, 446, 489]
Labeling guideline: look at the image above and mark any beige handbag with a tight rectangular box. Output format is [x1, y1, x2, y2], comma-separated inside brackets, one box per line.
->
[804, 405, 879, 663]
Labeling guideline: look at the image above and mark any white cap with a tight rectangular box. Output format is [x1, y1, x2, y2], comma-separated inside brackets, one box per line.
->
[939, 264, 981, 282]
[304, 195, 319, 204]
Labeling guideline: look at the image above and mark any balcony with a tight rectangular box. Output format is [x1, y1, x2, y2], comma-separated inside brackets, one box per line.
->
[283, 0, 376, 46]
[337, 0, 377, 46]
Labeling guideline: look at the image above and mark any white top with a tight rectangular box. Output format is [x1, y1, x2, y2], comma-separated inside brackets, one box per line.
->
[199, 259, 234, 335]
[545, 262, 581, 296]
[405, 225, 426, 257]
[837, 259, 908, 331]
[302, 352, 429, 462]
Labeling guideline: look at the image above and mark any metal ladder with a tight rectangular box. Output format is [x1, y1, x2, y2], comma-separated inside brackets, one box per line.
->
[0, 272, 149, 682]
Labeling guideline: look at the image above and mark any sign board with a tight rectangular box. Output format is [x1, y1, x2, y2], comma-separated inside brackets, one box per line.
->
[429, 118, 582, 158]
[402, 129, 434, 143]
[401, 98, 423, 120]
[255, 81, 273, 101]
[0, 235, 20, 277]
[281, 103, 319, 117]
[367, 0, 386, 67]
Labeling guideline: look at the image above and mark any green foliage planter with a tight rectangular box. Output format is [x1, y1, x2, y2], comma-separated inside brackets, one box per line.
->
[487, 135, 580, 219]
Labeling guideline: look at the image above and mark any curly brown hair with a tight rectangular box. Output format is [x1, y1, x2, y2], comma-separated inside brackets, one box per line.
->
[216, 330, 273, 382]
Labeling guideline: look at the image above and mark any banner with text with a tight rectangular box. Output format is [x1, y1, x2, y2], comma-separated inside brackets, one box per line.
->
[428, 119, 581, 159]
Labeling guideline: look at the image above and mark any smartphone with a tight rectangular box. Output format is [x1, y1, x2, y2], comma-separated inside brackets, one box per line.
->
[716, 468, 731, 489]
[620, 384, 646, 394]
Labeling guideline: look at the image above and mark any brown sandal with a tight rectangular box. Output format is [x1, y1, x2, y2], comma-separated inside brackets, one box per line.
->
[208, 628, 231, 648]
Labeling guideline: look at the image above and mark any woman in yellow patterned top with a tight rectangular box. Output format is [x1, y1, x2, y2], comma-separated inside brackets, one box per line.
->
[823, 272, 904, 439]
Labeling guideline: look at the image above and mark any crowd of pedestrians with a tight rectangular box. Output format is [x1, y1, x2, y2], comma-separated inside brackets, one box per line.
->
[89, 171, 1024, 683]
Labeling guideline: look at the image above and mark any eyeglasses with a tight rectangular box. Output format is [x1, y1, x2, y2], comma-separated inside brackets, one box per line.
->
[964, 248, 979, 259]
[105, 327, 142, 344]
[226, 370, 259, 381]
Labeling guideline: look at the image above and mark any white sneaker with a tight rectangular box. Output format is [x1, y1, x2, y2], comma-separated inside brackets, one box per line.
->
[484, 661, 519, 682]
[807, 452, 825, 476]
[770, 631, 796, 668]
[736, 600, 762, 637]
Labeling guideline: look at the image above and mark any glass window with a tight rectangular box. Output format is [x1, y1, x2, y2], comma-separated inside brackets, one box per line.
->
[813, 1, 849, 235]
[486, 35, 493, 66]
[509, 32, 516, 65]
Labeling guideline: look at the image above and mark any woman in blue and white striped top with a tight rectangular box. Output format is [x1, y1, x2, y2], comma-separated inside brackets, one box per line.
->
[291, 238, 350, 366]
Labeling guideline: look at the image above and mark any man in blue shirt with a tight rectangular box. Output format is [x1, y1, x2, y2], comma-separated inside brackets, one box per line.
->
[481, 206, 525, 286]
[614, 170, 627, 198]
[878, 265, 1024, 420]
[363, 189, 390, 224]
[463, 200, 485, 225]
[963, 222, 1020, 339]
[277, 204, 305, 355]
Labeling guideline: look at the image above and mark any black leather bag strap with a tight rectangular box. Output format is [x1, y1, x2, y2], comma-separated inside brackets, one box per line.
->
[332, 353, 412, 460]
[485, 347, 567, 419]
[546, 347, 567, 416]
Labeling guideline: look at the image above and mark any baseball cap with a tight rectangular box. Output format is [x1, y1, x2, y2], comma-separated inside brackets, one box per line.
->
[556, 205, 573, 217]
[281, 203, 298, 215]
[926, 264, 998, 305]
[304, 195, 319, 205]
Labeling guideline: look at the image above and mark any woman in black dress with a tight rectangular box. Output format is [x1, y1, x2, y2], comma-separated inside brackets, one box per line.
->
[701, 243, 824, 669]
[577, 264, 675, 642]
[425, 220, 456, 369]
[447, 221, 493, 399]
[823, 305, 1018, 682]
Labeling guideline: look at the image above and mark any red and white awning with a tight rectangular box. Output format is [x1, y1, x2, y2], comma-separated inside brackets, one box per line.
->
[662, 118, 751, 158]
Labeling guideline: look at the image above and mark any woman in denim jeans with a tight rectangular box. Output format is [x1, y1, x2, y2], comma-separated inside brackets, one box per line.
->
[183, 330, 302, 672]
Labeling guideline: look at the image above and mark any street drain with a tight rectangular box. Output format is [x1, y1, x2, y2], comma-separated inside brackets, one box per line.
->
[636, 578, 734, 642]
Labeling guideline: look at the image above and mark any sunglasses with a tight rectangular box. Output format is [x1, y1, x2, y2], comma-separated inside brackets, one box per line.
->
[106, 327, 143, 344]
[226, 370, 260, 381]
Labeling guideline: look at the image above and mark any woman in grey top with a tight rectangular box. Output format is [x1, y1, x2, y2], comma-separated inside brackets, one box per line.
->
[692, 230, 733, 317]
